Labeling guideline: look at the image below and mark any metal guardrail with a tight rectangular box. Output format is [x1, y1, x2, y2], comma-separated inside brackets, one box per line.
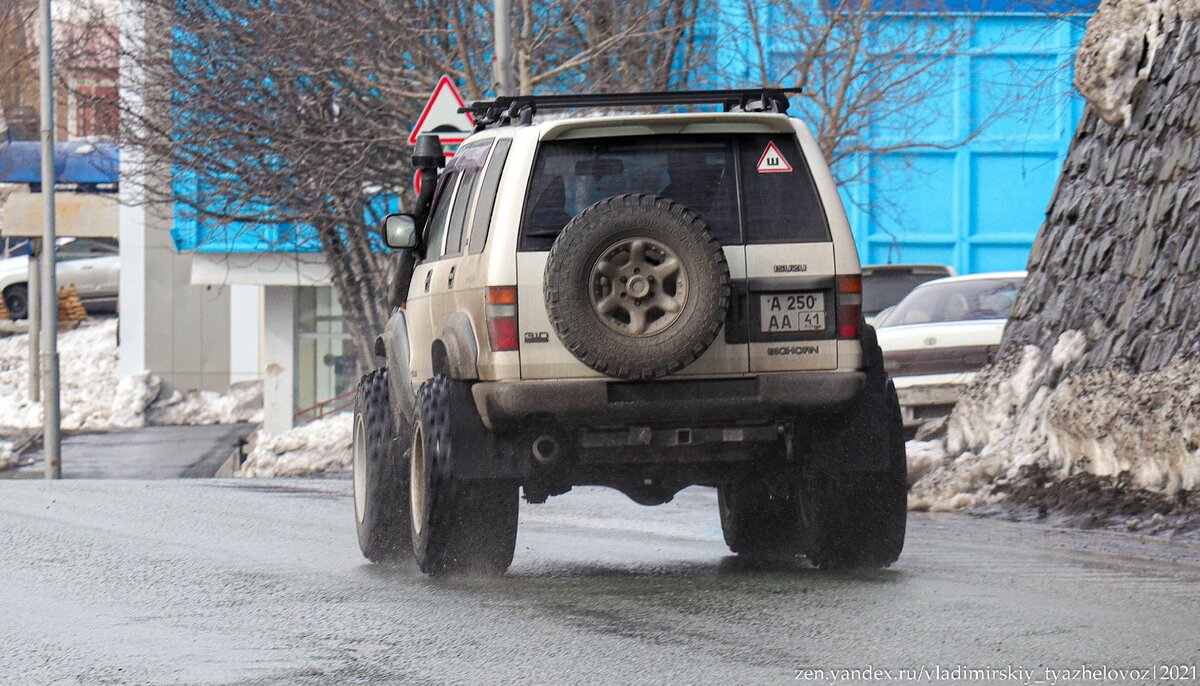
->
[293, 387, 356, 424]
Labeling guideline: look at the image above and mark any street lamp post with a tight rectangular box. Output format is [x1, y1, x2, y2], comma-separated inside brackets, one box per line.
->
[38, 0, 62, 479]
[494, 0, 513, 96]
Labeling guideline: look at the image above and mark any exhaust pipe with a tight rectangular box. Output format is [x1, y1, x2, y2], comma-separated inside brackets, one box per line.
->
[532, 435, 560, 464]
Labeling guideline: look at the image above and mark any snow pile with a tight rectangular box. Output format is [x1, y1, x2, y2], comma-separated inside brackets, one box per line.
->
[0, 318, 261, 430]
[908, 330, 1200, 511]
[236, 412, 353, 478]
[0, 440, 13, 470]
[147, 381, 263, 425]
[1074, 0, 1200, 126]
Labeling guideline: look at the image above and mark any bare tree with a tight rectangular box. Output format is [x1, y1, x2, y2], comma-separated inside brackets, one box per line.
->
[739, 0, 983, 186]
[120, 0, 706, 375]
[0, 0, 38, 137]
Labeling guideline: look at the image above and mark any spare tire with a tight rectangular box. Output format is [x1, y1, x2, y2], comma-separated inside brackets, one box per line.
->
[544, 193, 730, 380]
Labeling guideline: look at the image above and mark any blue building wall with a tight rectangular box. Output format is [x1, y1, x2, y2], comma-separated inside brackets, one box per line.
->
[845, 15, 1087, 272]
[715, 2, 1089, 273]
[174, 3, 1089, 275]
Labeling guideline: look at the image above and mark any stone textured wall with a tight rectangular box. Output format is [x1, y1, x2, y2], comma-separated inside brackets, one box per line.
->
[1003, 19, 1200, 375]
[907, 15, 1200, 510]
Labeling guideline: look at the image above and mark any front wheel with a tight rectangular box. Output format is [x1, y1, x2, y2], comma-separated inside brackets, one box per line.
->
[410, 375, 519, 576]
[353, 368, 413, 563]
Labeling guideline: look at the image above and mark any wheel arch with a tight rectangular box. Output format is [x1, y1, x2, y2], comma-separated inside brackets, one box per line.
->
[432, 312, 480, 380]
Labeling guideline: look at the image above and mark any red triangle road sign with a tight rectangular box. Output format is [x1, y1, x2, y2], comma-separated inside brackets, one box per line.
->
[408, 75, 475, 146]
[756, 141, 793, 174]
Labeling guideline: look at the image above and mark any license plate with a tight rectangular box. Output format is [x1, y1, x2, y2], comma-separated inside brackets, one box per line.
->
[759, 292, 825, 333]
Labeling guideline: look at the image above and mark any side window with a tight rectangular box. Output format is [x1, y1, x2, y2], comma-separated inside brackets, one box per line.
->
[738, 135, 830, 243]
[468, 138, 511, 254]
[443, 169, 479, 257]
[57, 238, 118, 260]
[422, 171, 459, 260]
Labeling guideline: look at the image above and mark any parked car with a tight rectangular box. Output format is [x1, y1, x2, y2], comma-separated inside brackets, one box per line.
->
[0, 237, 119, 320]
[876, 271, 1026, 429]
[861, 263, 957, 324]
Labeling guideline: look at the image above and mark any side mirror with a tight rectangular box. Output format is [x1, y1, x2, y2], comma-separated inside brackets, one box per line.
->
[382, 213, 419, 250]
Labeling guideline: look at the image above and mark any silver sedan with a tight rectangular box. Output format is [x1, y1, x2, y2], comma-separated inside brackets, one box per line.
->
[0, 238, 119, 319]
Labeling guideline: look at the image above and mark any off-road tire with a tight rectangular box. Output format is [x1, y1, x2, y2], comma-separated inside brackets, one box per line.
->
[804, 327, 907, 569]
[3, 283, 28, 320]
[718, 480, 804, 559]
[544, 193, 730, 380]
[410, 375, 519, 576]
[353, 368, 413, 563]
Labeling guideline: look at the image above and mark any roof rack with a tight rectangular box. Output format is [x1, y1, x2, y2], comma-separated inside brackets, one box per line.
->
[460, 87, 802, 129]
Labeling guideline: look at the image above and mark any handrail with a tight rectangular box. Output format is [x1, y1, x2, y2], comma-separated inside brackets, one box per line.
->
[293, 386, 357, 424]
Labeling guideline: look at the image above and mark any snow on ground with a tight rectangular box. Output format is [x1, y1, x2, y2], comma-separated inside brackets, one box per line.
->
[907, 330, 1200, 511]
[237, 412, 353, 478]
[0, 318, 261, 431]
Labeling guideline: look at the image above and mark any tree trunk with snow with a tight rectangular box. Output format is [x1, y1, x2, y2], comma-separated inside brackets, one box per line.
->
[911, 2, 1200, 511]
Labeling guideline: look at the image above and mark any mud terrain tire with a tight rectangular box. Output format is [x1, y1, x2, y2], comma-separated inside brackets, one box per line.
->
[410, 374, 519, 576]
[545, 193, 730, 380]
[353, 368, 413, 563]
[804, 327, 907, 569]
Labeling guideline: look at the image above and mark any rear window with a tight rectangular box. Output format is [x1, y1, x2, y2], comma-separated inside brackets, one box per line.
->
[881, 278, 1024, 327]
[861, 269, 954, 316]
[519, 134, 829, 251]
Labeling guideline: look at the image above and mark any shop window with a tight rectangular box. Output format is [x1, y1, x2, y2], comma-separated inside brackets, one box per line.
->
[296, 287, 356, 414]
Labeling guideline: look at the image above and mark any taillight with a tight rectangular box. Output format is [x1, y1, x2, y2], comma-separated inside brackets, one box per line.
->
[836, 275, 862, 340]
[486, 286, 519, 352]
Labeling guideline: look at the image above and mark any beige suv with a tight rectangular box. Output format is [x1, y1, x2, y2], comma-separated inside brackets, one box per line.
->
[352, 89, 906, 576]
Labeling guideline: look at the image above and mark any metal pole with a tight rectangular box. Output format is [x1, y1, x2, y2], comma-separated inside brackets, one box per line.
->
[28, 240, 40, 403]
[38, 0, 61, 479]
[493, 0, 513, 96]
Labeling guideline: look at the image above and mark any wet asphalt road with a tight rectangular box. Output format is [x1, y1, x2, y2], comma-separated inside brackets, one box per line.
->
[2, 480, 1199, 685]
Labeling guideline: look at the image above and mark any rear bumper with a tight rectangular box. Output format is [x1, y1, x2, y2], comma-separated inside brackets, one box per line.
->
[472, 371, 865, 429]
[893, 372, 974, 427]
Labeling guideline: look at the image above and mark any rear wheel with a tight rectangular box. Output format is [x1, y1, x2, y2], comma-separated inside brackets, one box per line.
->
[803, 327, 908, 569]
[353, 368, 413, 563]
[410, 374, 519, 576]
[3, 284, 28, 320]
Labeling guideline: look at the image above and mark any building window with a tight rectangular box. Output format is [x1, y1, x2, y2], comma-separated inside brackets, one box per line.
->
[296, 287, 356, 414]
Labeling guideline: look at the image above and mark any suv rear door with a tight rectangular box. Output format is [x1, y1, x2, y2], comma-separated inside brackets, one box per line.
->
[516, 131, 839, 379]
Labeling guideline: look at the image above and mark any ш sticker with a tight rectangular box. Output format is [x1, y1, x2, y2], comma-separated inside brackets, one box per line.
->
[756, 141, 793, 173]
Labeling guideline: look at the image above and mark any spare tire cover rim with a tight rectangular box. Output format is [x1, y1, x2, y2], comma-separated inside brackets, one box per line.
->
[588, 236, 688, 337]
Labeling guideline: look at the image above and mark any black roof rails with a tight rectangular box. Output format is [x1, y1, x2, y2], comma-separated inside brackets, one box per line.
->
[461, 87, 802, 129]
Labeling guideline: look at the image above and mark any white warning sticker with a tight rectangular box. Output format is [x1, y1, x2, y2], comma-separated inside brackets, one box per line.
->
[756, 141, 793, 173]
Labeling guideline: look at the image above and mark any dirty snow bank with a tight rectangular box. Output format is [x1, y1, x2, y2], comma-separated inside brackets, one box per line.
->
[1074, 0, 1200, 126]
[908, 330, 1200, 511]
[0, 318, 261, 430]
[0, 440, 13, 470]
[236, 412, 353, 477]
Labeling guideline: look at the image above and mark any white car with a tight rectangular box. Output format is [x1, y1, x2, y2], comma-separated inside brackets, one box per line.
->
[876, 271, 1026, 429]
[0, 238, 120, 320]
[861, 263, 956, 324]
